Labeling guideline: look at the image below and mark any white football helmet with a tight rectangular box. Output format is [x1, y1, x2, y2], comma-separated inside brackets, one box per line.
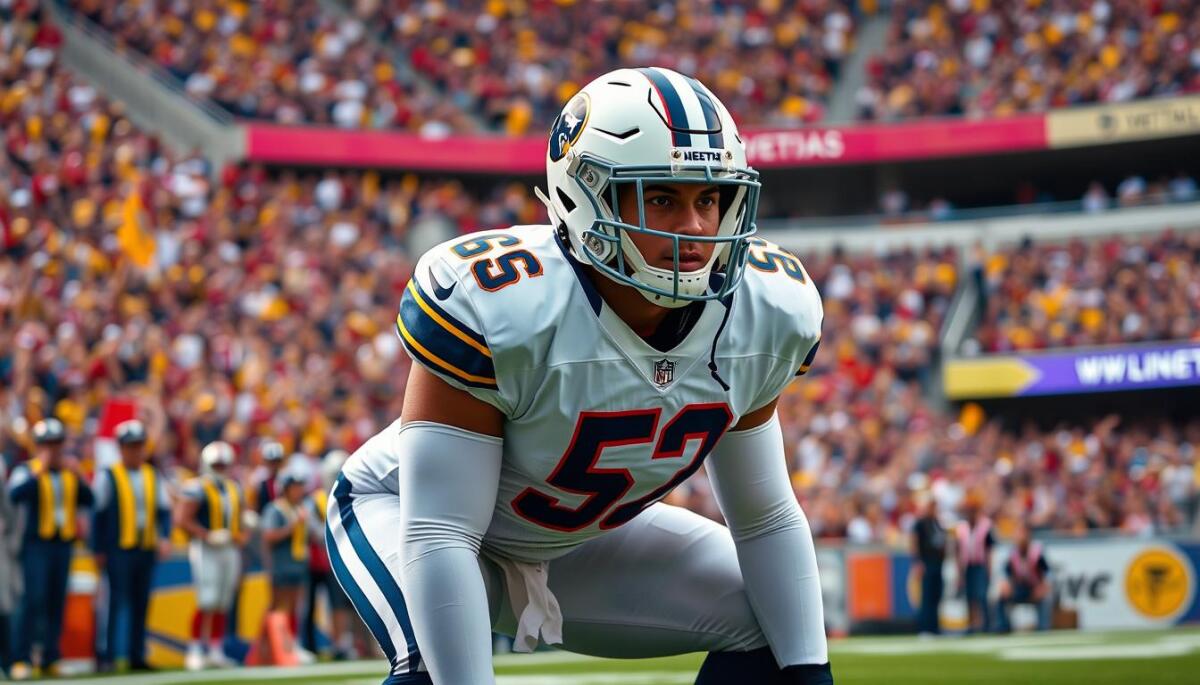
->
[200, 440, 235, 471]
[539, 67, 760, 307]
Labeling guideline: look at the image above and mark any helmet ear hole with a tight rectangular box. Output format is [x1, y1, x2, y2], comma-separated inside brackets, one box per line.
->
[555, 187, 577, 213]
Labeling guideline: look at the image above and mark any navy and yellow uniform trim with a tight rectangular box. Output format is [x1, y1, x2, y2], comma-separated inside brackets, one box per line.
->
[796, 339, 821, 377]
[396, 278, 498, 390]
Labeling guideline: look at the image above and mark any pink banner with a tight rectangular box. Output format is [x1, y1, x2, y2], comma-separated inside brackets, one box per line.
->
[245, 125, 546, 173]
[244, 114, 1048, 172]
[742, 115, 1048, 167]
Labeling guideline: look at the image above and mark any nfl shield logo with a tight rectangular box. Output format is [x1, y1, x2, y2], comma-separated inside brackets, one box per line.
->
[653, 358, 676, 387]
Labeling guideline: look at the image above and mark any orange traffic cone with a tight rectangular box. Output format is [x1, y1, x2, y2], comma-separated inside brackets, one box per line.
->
[245, 611, 299, 667]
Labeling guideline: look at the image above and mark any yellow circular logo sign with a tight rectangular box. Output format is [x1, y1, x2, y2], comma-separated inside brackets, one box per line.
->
[1125, 547, 1192, 620]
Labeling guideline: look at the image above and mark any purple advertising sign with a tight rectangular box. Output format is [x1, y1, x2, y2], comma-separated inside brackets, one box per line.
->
[1030, 342, 1200, 395]
[943, 341, 1200, 399]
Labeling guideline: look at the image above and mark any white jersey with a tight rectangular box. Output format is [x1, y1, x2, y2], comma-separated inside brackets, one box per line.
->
[342, 224, 822, 562]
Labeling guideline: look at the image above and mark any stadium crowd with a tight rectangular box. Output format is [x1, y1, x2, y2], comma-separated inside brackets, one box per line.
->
[968, 231, 1200, 353]
[67, 0, 856, 131]
[67, 0, 472, 133]
[3, 0, 1200, 677]
[64, 0, 1200, 131]
[857, 0, 1200, 121]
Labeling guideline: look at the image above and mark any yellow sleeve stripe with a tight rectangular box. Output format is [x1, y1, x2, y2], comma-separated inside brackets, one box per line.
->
[396, 314, 498, 387]
[407, 280, 492, 358]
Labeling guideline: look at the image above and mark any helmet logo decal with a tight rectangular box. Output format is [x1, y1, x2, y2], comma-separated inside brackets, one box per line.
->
[548, 93, 590, 162]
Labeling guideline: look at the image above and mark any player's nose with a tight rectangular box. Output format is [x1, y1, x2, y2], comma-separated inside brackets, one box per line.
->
[674, 203, 707, 237]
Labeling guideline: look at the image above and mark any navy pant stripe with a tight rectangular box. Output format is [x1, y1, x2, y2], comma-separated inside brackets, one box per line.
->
[326, 524, 400, 668]
[334, 477, 422, 672]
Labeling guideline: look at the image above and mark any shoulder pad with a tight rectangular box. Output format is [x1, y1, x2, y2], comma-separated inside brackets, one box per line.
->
[396, 226, 560, 411]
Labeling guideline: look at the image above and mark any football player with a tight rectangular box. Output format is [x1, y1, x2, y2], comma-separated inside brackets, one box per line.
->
[327, 67, 831, 684]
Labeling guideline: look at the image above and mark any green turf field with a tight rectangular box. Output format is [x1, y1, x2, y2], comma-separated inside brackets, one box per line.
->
[70, 629, 1198, 684]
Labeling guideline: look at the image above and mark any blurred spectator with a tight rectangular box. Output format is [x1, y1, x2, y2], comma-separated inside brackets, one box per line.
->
[302, 449, 358, 660]
[174, 441, 246, 671]
[911, 491, 946, 636]
[0, 455, 15, 677]
[6, 418, 94, 681]
[995, 523, 1051, 632]
[954, 494, 994, 634]
[249, 440, 287, 513]
[1170, 171, 1199, 202]
[1116, 174, 1148, 207]
[1082, 181, 1111, 213]
[91, 419, 172, 673]
[260, 466, 317, 664]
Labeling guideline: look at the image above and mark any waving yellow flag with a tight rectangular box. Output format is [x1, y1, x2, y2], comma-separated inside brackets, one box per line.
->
[117, 177, 155, 268]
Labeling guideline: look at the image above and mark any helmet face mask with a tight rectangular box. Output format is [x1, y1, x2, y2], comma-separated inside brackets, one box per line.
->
[543, 67, 761, 308]
[573, 156, 759, 304]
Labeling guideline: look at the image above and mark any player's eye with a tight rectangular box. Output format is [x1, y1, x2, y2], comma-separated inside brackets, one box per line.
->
[646, 195, 672, 209]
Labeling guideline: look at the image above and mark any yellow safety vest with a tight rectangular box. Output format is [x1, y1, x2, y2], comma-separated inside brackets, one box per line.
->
[200, 476, 241, 536]
[112, 462, 158, 550]
[312, 490, 328, 523]
[274, 499, 308, 562]
[31, 459, 78, 542]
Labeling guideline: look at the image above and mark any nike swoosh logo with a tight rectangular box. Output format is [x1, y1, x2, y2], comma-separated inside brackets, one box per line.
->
[429, 270, 455, 300]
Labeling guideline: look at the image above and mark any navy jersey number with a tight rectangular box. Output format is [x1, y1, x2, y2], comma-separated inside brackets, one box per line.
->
[511, 404, 733, 532]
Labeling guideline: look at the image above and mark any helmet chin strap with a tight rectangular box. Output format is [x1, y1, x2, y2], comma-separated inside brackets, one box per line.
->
[621, 233, 723, 309]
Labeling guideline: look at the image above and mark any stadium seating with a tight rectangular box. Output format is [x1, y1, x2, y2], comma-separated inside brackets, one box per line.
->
[857, 0, 1200, 120]
[970, 231, 1200, 353]
[66, 0, 856, 131]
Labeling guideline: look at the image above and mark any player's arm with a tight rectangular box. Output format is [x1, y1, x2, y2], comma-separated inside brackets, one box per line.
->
[173, 489, 208, 541]
[395, 364, 504, 684]
[707, 398, 833, 683]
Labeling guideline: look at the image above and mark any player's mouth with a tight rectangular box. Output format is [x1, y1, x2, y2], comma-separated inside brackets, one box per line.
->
[673, 250, 708, 272]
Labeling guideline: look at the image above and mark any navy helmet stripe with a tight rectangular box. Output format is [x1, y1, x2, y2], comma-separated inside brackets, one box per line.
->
[638, 68, 692, 147]
[687, 78, 725, 149]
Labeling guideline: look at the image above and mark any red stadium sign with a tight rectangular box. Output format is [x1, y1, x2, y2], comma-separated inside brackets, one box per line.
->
[244, 114, 1048, 172]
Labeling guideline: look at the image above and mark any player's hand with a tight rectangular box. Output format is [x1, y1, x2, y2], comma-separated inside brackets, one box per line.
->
[233, 531, 250, 547]
[93, 553, 107, 569]
[157, 540, 174, 560]
[207, 529, 233, 546]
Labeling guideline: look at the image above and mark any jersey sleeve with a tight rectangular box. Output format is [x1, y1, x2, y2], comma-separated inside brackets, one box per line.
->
[396, 245, 512, 415]
[747, 245, 824, 411]
[262, 502, 286, 530]
[181, 479, 204, 502]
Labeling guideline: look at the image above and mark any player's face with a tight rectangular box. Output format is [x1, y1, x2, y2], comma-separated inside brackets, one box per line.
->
[617, 183, 720, 272]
